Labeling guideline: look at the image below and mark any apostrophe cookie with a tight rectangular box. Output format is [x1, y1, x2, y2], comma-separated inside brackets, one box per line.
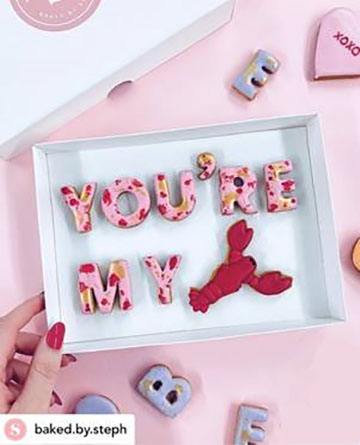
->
[219, 167, 258, 215]
[78, 261, 133, 314]
[154, 172, 196, 221]
[74, 394, 120, 414]
[234, 405, 268, 445]
[197, 152, 216, 180]
[102, 178, 151, 228]
[233, 50, 280, 100]
[264, 160, 297, 213]
[61, 183, 96, 233]
[189, 220, 293, 313]
[137, 365, 191, 418]
[143, 255, 182, 304]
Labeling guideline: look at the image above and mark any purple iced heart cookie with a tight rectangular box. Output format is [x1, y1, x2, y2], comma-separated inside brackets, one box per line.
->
[74, 394, 120, 414]
[137, 365, 191, 418]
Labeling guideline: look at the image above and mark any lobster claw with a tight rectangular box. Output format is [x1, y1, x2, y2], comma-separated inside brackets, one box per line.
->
[227, 220, 253, 254]
[247, 271, 293, 295]
[189, 289, 210, 313]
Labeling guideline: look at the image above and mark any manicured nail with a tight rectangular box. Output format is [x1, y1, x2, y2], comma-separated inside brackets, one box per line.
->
[65, 354, 77, 363]
[46, 322, 66, 350]
[53, 391, 63, 406]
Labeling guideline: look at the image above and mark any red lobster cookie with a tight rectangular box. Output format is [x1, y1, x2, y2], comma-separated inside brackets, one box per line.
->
[189, 220, 293, 313]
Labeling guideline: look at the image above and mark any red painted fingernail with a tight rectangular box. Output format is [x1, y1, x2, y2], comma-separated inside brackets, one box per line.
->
[46, 322, 66, 350]
[53, 391, 63, 406]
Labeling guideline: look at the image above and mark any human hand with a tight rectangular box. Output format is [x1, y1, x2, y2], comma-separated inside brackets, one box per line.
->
[0, 293, 76, 414]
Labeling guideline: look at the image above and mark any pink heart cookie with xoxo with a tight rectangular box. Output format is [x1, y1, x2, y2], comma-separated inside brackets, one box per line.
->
[315, 8, 360, 79]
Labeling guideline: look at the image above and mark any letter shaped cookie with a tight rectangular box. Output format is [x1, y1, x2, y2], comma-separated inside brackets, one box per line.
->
[137, 365, 191, 418]
[61, 183, 96, 233]
[102, 177, 151, 228]
[219, 167, 258, 215]
[233, 50, 280, 100]
[154, 172, 196, 221]
[78, 261, 133, 314]
[264, 160, 297, 212]
[143, 255, 182, 304]
[234, 405, 269, 445]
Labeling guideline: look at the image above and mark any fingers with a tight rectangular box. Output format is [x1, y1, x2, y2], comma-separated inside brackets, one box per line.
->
[10, 358, 74, 385]
[61, 354, 77, 367]
[15, 332, 41, 355]
[10, 322, 65, 414]
[7, 381, 62, 407]
[9, 359, 29, 384]
[0, 294, 45, 382]
[6, 382, 19, 405]
[2, 294, 45, 332]
[15, 332, 77, 367]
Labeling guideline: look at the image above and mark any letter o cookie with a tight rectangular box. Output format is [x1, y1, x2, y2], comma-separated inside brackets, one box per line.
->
[102, 178, 151, 228]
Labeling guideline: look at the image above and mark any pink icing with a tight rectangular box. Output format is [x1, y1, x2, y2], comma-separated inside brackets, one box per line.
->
[264, 160, 297, 212]
[61, 183, 96, 233]
[78, 261, 133, 314]
[197, 152, 216, 180]
[219, 167, 258, 215]
[154, 172, 196, 221]
[143, 255, 182, 304]
[315, 8, 360, 80]
[101, 178, 151, 228]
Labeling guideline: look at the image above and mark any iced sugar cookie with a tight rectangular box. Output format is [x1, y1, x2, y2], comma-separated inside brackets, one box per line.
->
[137, 365, 191, 418]
[219, 167, 258, 215]
[102, 178, 151, 228]
[78, 261, 132, 314]
[143, 255, 182, 304]
[189, 220, 293, 313]
[233, 50, 280, 100]
[154, 172, 196, 221]
[352, 238, 360, 271]
[197, 152, 216, 180]
[74, 394, 120, 414]
[234, 405, 269, 445]
[264, 160, 297, 212]
[315, 8, 360, 79]
[61, 183, 96, 233]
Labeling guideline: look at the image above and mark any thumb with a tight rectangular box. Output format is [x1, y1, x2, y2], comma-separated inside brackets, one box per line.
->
[10, 322, 65, 414]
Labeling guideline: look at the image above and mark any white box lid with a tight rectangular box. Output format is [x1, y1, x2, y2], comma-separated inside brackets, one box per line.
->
[0, 0, 233, 157]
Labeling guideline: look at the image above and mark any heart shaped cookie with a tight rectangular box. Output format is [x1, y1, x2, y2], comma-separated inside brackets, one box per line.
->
[314, 8, 360, 79]
[137, 365, 191, 418]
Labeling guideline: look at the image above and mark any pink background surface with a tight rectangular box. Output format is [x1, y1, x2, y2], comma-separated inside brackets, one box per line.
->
[1, 0, 360, 443]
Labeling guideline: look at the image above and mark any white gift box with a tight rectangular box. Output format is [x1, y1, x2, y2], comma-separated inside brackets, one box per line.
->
[0, 0, 234, 159]
[33, 114, 346, 353]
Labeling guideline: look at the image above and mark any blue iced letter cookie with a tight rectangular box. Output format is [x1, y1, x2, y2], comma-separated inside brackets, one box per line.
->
[233, 50, 280, 100]
[234, 404, 268, 445]
[137, 365, 191, 418]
